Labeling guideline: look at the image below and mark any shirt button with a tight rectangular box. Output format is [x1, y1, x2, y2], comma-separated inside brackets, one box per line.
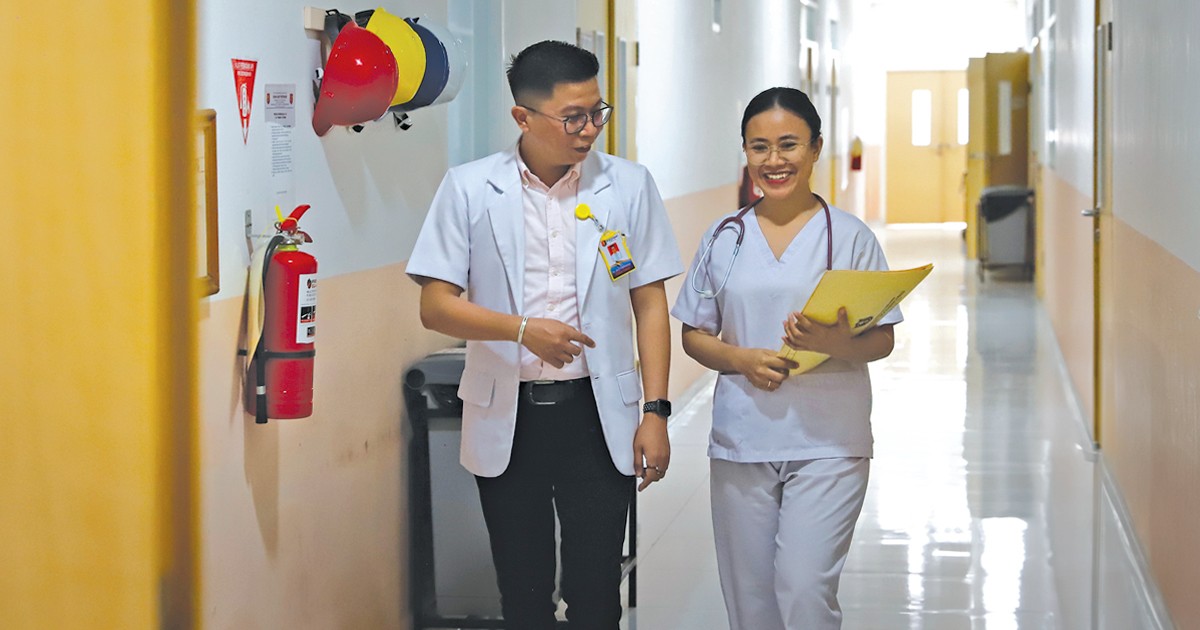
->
[548, 303, 557, 311]
[551, 230, 559, 238]
[552, 269, 560, 277]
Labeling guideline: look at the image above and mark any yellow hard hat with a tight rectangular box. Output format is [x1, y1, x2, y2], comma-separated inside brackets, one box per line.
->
[365, 7, 426, 107]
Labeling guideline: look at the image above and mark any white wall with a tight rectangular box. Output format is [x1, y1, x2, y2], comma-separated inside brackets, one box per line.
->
[1113, 0, 1200, 271]
[198, 0, 576, 301]
[1046, 0, 1095, 193]
[636, 0, 753, 200]
[637, 0, 854, 202]
[194, 2, 577, 625]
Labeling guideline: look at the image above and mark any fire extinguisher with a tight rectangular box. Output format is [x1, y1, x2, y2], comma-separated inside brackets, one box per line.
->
[246, 204, 317, 423]
[850, 136, 864, 172]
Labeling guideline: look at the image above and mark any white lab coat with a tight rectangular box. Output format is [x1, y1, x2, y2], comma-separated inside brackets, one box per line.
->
[407, 144, 683, 477]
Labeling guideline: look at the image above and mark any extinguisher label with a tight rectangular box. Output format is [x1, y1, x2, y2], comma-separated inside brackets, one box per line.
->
[297, 274, 317, 344]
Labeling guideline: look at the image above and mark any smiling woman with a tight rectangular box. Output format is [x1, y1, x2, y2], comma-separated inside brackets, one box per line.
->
[672, 87, 903, 629]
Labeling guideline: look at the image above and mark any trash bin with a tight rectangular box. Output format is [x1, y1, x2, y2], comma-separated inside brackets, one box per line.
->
[405, 347, 505, 628]
[405, 347, 639, 629]
[977, 185, 1035, 281]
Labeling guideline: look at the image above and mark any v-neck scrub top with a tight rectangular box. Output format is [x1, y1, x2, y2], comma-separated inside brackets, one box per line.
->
[671, 203, 903, 463]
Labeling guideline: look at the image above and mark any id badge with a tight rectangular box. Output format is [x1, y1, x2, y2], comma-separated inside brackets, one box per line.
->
[598, 230, 636, 281]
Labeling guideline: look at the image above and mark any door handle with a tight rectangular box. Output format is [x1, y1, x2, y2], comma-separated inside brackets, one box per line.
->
[1081, 208, 1100, 217]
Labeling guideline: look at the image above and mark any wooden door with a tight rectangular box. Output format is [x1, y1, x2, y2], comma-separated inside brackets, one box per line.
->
[886, 71, 967, 223]
[0, 2, 199, 628]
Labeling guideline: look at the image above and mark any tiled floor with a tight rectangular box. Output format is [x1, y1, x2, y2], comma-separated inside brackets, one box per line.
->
[621, 225, 1094, 629]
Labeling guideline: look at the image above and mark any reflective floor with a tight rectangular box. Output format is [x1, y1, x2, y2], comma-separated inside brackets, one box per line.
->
[621, 225, 1095, 629]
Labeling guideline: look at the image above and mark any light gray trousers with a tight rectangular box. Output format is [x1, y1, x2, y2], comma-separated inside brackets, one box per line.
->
[710, 457, 870, 630]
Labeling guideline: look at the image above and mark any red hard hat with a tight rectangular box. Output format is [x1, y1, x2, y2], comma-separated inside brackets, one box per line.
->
[312, 22, 399, 136]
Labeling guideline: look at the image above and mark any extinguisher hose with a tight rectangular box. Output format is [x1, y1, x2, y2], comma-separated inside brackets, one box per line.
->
[252, 235, 287, 424]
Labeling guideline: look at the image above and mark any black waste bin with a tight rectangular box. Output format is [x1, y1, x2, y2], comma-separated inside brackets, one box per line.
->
[405, 347, 505, 628]
[404, 348, 639, 629]
[977, 185, 1035, 281]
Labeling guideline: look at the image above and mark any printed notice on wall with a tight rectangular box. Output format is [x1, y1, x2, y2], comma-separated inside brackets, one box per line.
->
[271, 124, 294, 202]
[264, 83, 296, 127]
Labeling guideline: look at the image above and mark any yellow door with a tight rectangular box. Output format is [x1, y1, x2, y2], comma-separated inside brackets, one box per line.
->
[0, 2, 199, 628]
[578, 0, 638, 159]
[885, 71, 967, 223]
[612, 0, 639, 160]
[828, 60, 840, 205]
[965, 59, 987, 258]
[963, 52, 1030, 257]
[983, 53, 1030, 187]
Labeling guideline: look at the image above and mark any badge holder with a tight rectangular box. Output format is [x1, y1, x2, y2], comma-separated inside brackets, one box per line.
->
[575, 204, 636, 281]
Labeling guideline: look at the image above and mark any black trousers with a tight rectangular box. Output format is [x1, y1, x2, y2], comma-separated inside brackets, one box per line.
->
[476, 379, 633, 630]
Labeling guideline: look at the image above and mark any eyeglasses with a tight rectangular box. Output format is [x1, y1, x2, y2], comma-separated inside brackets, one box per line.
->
[522, 102, 613, 135]
[744, 140, 811, 164]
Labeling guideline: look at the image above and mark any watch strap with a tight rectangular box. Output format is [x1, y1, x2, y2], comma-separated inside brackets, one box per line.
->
[642, 399, 672, 418]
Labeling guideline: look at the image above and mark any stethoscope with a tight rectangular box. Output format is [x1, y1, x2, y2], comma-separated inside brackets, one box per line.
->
[690, 193, 834, 299]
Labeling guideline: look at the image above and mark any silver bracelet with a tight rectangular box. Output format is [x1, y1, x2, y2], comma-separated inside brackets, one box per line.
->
[516, 316, 529, 345]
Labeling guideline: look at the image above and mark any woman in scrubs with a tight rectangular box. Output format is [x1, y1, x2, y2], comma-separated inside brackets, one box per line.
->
[671, 87, 902, 630]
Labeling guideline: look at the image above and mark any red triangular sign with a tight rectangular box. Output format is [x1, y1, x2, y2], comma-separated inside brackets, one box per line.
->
[231, 59, 258, 144]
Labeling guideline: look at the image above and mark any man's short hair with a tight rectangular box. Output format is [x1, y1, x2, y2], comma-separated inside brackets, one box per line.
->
[507, 40, 600, 105]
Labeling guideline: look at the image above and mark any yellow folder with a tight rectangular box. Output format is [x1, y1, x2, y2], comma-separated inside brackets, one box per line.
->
[778, 264, 934, 374]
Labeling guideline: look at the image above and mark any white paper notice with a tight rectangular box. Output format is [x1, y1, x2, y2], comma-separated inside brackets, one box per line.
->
[264, 83, 296, 127]
[271, 124, 294, 202]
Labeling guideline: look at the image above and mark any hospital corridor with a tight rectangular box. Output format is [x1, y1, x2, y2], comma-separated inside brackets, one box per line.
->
[5, 0, 1199, 629]
[624, 226, 1112, 628]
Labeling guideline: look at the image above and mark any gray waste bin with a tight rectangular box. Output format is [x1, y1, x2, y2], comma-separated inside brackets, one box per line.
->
[405, 347, 639, 629]
[405, 347, 505, 628]
[977, 185, 1034, 280]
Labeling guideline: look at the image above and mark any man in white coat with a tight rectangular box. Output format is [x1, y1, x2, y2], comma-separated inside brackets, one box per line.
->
[407, 40, 682, 629]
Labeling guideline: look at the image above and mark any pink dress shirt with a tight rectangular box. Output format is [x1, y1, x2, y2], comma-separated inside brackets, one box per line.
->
[517, 156, 589, 381]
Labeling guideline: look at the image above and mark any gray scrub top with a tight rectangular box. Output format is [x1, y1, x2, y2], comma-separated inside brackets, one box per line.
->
[671, 203, 903, 463]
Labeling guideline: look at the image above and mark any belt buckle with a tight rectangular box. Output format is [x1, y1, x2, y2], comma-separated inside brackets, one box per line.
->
[527, 380, 558, 406]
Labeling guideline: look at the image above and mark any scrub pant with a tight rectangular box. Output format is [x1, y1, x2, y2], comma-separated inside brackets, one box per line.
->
[476, 379, 633, 630]
[710, 457, 870, 630]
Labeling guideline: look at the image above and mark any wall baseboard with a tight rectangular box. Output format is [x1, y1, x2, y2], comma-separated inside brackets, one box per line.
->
[1095, 458, 1175, 630]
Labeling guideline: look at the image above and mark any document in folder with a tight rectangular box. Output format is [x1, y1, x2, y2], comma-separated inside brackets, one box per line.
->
[778, 264, 934, 374]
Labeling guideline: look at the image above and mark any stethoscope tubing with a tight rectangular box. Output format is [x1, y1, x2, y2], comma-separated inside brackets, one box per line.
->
[691, 193, 834, 299]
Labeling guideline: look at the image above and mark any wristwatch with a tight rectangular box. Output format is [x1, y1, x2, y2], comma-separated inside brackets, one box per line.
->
[642, 399, 672, 419]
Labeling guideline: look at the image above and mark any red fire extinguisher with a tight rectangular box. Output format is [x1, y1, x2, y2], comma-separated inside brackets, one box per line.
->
[246, 204, 317, 423]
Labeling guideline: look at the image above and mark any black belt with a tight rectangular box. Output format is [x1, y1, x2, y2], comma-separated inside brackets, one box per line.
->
[519, 377, 591, 406]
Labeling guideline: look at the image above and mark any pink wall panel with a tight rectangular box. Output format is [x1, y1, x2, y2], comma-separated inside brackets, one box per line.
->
[1108, 218, 1200, 628]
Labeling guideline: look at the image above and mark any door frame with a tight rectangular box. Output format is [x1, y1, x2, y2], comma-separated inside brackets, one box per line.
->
[1092, 0, 1113, 447]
